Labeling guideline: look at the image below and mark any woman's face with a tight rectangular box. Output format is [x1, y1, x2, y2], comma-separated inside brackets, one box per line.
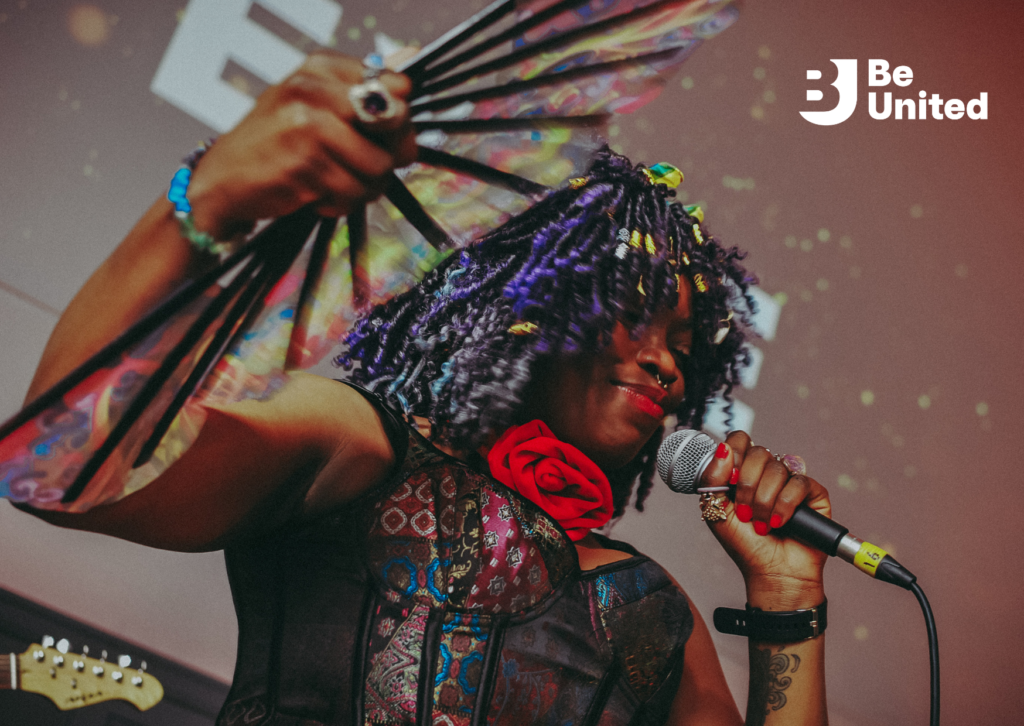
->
[522, 284, 693, 471]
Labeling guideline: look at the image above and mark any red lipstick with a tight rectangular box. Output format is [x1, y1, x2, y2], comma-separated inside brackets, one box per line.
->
[616, 383, 666, 418]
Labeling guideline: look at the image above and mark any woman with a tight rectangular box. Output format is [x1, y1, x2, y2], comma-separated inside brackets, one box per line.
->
[23, 54, 831, 725]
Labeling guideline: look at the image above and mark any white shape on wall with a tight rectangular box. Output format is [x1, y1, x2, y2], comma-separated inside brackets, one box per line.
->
[151, 0, 343, 133]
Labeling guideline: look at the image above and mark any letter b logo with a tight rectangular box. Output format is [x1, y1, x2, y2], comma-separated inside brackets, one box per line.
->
[801, 59, 858, 126]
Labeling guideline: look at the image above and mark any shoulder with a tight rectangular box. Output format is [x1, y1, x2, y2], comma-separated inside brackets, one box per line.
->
[277, 375, 403, 515]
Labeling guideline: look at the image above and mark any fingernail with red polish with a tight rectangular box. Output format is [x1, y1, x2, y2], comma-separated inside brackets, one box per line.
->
[715, 443, 729, 459]
[770, 514, 783, 529]
[729, 467, 739, 486]
[736, 504, 752, 522]
[754, 521, 769, 536]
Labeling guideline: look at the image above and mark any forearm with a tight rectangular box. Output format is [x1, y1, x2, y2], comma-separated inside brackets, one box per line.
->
[744, 581, 828, 726]
[25, 197, 220, 403]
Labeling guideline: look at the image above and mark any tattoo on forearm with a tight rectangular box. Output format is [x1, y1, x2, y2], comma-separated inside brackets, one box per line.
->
[747, 645, 801, 726]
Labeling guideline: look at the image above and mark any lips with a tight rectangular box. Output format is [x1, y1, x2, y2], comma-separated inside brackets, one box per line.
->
[615, 382, 666, 418]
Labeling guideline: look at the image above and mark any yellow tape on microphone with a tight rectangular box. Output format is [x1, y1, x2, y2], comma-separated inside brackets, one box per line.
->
[853, 542, 890, 577]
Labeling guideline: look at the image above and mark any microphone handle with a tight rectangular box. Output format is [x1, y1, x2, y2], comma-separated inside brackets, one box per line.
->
[776, 504, 847, 555]
[775, 503, 918, 590]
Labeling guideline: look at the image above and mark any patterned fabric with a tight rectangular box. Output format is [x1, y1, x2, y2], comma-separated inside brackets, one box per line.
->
[364, 603, 431, 725]
[217, 405, 692, 726]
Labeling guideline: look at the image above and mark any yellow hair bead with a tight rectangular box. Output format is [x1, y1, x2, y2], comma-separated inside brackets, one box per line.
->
[674, 273, 681, 292]
[684, 204, 704, 224]
[568, 177, 588, 189]
[508, 322, 539, 335]
[637, 278, 646, 296]
[693, 273, 708, 293]
[681, 251, 690, 266]
[644, 233, 656, 255]
[692, 224, 704, 245]
[629, 230, 642, 248]
[647, 162, 683, 188]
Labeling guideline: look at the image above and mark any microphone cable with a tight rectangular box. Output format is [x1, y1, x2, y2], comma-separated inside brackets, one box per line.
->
[657, 429, 940, 725]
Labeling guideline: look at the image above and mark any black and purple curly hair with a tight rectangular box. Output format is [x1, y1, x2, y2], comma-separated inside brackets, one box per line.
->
[339, 148, 756, 515]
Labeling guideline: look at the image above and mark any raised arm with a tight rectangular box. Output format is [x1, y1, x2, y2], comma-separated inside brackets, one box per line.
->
[21, 53, 417, 549]
[670, 430, 830, 725]
[26, 52, 415, 402]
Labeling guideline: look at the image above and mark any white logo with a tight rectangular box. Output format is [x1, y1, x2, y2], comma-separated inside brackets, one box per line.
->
[800, 59, 858, 126]
[801, 59, 988, 125]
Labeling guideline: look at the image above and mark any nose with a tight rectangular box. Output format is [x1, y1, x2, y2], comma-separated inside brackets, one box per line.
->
[636, 341, 678, 389]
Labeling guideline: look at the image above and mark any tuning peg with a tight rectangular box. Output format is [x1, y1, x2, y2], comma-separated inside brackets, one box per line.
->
[100, 650, 107, 662]
[41, 636, 54, 648]
[81, 645, 89, 657]
[56, 639, 70, 654]
[118, 655, 131, 668]
[131, 661, 147, 687]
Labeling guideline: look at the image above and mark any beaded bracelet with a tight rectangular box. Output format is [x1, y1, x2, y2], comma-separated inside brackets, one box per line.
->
[167, 140, 234, 259]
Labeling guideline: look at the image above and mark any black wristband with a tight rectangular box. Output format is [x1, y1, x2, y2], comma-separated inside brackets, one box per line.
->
[713, 599, 827, 643]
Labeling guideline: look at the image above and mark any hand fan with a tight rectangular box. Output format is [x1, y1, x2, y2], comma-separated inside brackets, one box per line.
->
[0, 0, 739, 511]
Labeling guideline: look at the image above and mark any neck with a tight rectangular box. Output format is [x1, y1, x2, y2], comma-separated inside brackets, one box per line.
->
[1, 651, 15, 689]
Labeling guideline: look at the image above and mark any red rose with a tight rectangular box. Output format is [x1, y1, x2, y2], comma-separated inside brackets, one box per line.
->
[487, 421, 613, 542]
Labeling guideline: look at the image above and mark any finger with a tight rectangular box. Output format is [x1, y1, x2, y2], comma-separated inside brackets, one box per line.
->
[732, 445, 772, 523]
[374, 121, 419, 167]
[767, 474, 814, 530]
[314, 111, 403, 180]
[302, 51, 366, 84]
[278, 67, 411, 136]
[305, 52, 413, 99]
[724, 430, 752, 460]
[748, 457, 790, 534]
[697, 441, 736, 491]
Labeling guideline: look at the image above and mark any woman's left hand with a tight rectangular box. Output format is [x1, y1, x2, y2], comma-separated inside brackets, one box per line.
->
[699, 430, 830, 610]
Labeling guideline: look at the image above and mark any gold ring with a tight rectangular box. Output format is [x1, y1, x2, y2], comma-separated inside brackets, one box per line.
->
[699, 492, 729, 523]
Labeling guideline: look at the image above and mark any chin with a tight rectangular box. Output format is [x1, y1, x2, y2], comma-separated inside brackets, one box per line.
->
[582, 424, 659, 471]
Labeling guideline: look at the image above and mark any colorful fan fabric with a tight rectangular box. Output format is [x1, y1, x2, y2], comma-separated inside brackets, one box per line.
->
[0, 0, 739, 511]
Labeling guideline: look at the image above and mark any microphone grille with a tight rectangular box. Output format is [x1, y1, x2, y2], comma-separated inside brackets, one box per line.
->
[657, 429, 717, 494]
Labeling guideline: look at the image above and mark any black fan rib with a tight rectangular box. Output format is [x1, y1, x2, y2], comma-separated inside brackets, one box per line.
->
[382, 174, 453, 250]
[400, 0, 515, 79]
[415, 0, 680, 98]
[417, 146, 549, 197]
[347, 203, 369, 310]
[411, 0, 593, 84]
[59, 208, 321, 503]
[410, 46, 684, 115]
[414, 114, 608, 134]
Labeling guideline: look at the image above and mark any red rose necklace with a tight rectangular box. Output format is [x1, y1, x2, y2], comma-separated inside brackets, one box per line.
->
[486, 420, 613, 542]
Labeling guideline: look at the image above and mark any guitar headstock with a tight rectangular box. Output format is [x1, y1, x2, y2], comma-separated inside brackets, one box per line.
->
[15, 637, 163, 711]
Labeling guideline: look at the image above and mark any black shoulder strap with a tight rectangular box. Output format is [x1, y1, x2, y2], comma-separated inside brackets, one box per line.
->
[334, 379, 409, 463]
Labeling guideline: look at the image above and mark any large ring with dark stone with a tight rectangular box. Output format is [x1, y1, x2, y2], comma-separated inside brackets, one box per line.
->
[348, 79, 398, 125]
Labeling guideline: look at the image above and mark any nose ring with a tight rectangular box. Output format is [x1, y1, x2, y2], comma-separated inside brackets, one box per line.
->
[656, 373, 670, 390]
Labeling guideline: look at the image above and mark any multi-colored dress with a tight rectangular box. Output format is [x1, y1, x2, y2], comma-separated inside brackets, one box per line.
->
[217, 389, 694, 726]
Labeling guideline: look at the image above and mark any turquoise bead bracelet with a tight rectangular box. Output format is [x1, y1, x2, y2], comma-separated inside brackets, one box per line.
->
[167, 141, 233, 258]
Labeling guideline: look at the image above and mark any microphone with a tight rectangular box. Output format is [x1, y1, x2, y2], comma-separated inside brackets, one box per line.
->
[657, 429, 917, 590]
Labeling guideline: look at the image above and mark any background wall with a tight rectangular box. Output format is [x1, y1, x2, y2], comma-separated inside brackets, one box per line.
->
[1, 1, 1021, 724]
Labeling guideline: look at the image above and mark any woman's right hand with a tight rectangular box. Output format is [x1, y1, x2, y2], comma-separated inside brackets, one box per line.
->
[187, 52, 417, 240]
